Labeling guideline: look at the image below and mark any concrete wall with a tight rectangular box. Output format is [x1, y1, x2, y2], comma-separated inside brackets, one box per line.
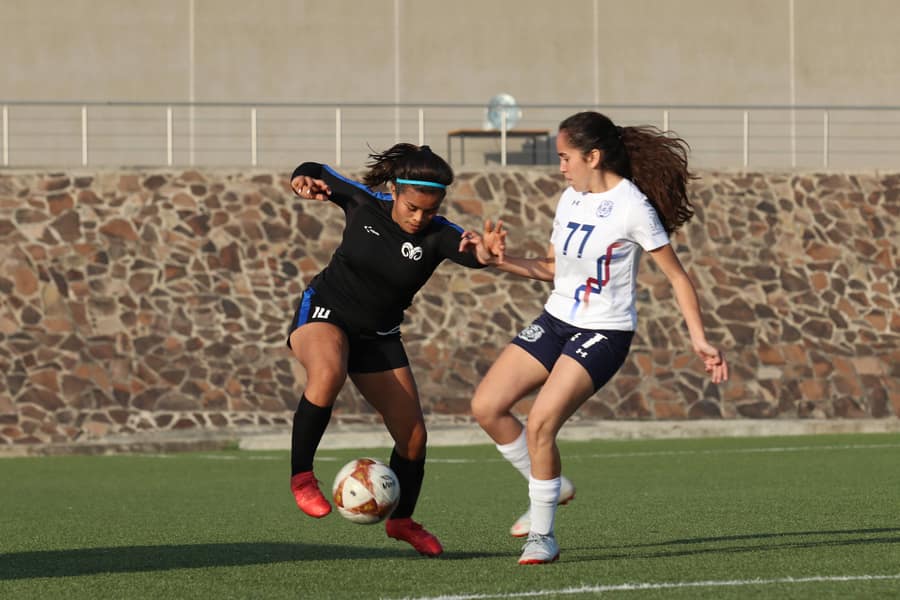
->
[2, 0, 898, 105]
[0, 167, 897, 448]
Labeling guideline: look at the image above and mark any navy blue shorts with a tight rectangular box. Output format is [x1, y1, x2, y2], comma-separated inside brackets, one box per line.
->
[286, 288, 409, 374]
[510, 310, 634, 391]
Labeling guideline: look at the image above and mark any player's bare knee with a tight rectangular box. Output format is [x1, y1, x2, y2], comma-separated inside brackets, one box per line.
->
[471, 406, 500, 431]
[525, 417, 557, 450]
[410, 424, 428, 456]
[304, 370, 345, 404]
[470, 389, 499, 426]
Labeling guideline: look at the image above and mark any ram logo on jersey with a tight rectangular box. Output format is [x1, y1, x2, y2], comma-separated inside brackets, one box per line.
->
[401, 242, 423, 261]
[517, 323, 545, 342]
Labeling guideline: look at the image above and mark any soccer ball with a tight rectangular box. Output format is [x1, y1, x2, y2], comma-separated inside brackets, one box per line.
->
[332, 458, 401, 524]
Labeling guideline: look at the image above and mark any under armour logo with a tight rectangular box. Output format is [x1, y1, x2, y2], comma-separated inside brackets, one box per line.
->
[401, 242, 423, 261]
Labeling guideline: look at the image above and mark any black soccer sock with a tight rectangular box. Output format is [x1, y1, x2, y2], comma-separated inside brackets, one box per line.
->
[388, 447, 425, 520]
[290, 395, 333, 475]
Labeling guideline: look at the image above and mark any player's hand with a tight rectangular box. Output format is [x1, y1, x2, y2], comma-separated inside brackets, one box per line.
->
[459, 230, 482, 256]
[482, 219, 506, 264]
[459, 219, 506, 265]
[458, 231, 494, 265]
[693, 341, 728, 384]
[291, 175, 331, 200]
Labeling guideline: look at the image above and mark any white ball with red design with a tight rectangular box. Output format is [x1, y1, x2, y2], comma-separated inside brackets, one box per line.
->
[331, 458, 401, 524]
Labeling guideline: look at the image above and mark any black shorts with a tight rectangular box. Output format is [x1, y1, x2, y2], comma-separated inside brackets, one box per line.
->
[286, 288, 409, 374]
[510, 310, 634, 392]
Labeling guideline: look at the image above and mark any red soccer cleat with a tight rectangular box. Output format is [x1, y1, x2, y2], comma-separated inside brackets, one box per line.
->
[385, 518, 444, 557]
[290, 471, 332, 518]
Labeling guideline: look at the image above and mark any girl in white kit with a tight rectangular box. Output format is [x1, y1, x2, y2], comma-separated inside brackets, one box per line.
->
[465, 111, 729, 564]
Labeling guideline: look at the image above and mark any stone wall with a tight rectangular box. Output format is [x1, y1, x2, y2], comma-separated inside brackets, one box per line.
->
[0, 169, 897, 446]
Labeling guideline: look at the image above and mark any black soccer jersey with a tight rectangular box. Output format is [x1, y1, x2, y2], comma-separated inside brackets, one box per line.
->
[292, 162, 485, 333]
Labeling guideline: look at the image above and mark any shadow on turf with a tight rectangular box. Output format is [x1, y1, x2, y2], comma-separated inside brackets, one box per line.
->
[0, 543, 502, 580]
[565, 526, 900, 562]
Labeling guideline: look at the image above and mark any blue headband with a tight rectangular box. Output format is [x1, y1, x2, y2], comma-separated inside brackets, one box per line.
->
[395, 178, 447, 190]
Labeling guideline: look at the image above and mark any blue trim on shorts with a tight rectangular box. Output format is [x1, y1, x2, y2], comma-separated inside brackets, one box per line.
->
[294, 288, 315, 328]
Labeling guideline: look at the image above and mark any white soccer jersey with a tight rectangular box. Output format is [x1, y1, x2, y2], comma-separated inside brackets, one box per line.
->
[543, 179, 670, 330]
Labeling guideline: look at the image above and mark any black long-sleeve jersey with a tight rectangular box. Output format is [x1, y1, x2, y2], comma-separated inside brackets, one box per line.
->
[292, 162, 485, 333]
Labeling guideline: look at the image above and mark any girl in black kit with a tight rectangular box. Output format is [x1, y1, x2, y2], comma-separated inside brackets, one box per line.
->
[287, 144, 494, 557]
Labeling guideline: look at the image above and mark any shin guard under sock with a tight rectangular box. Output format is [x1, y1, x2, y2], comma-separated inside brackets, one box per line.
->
[389, 448, 425, 520]
[528, 476, 561, 535]
[290, 395, 333, 475]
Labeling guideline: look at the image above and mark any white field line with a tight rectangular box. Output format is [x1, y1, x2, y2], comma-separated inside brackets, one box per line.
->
[138, 442, 900, 462]
[386, 573, 900, 600]
[566, 442, 900, 461]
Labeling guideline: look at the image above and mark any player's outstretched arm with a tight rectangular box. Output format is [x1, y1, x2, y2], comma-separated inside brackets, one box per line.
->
[493, 240, 555, 282]
[460, 219, 554, 281]
[649, 243, 729, 384]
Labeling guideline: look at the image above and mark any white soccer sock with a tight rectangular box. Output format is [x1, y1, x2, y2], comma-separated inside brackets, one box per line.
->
[495, 428, 532, 481]
[528, 476, 561, 536]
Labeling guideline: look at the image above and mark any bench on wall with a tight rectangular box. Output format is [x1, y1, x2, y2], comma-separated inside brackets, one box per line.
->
[446, 129, 552, 165]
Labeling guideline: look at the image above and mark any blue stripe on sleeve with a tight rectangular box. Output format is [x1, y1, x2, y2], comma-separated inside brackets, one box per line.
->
[323, 165, 393, 201]
[432, 215, 463, 233]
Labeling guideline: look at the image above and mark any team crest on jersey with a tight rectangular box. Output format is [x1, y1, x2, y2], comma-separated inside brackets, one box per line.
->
[517, 323, 545, 343]
[401, 242, 423, 261]
[596, 200, 614, 218]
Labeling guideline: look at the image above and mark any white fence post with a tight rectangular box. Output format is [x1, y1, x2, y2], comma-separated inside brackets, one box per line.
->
[189, 104, 195, 165]
[166, 106, 173, 166]
[81, 105, 88, 166]
[335, 108, 342, 167]
[418, 108, 424, 147]
[250, 107, 258, 167]
[2, 105, 8, 166]
[790, 107, 797, 169]
[742, 110, 749, 168]
[500, 111, 508, 166]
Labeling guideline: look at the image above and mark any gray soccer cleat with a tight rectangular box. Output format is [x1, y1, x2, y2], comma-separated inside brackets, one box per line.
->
[509, 475, 576, 537]
[518, 532, 560, 565]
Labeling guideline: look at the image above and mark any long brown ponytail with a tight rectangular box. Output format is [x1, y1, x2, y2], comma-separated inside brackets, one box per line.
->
[558, 111, 696, 233]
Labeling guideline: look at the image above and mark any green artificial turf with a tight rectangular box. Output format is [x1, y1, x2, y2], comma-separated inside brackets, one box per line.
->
[1, 433, 898, 599]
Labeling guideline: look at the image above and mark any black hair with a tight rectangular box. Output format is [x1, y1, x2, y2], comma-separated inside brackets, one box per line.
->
[363, 143, 454, 197]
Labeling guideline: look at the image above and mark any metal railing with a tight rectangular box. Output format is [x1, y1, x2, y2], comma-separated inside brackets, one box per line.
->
[1, 101, 898, 170]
